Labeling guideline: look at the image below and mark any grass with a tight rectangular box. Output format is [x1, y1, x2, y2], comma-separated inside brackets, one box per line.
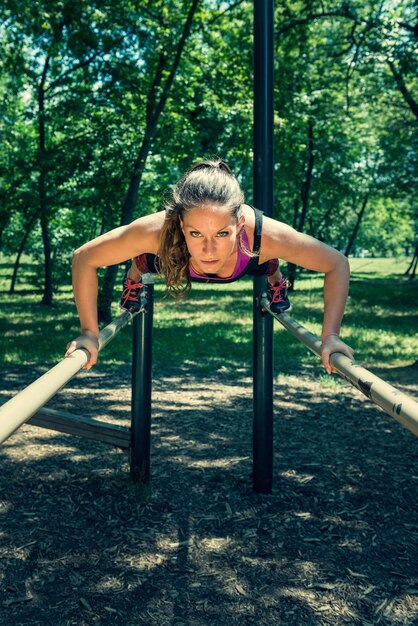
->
[0, 255, 416, 379]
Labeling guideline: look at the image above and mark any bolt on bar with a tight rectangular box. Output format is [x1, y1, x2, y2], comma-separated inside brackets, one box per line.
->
[0, 274, 154, 446]
[260, 297, 418, 438]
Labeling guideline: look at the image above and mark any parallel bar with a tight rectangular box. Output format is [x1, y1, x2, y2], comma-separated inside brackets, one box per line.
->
[0, 308, 141, 445]
[253, 288, 274, 493]
[28, 407, 130, 448]
[261, 297, 418, 437]
[253, 0, 275, 494]
[130, 274, 154, 484]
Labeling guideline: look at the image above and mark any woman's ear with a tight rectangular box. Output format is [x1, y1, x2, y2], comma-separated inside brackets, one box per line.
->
[237, 214, 245, 231]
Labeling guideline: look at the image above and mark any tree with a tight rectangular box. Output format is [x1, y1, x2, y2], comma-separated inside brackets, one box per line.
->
[98, 0, 202, 322]
[274, 0, 417, 289]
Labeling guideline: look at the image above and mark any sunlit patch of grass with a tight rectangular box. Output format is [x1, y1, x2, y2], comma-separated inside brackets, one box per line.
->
[348, 256, 411, 277]
[316, 374, 345, 388]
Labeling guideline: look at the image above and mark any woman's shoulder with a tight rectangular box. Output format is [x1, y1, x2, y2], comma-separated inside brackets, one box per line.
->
[242, 203, 255, 218]
[130, 210, 165, 237]
[241, 204, 256, 243]
[124, 210, 165, 255]
[259, 213, 306, 262]
[131, 210, 165, 230]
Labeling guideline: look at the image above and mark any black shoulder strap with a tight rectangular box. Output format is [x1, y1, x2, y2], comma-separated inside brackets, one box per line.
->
[248, 204, 263, 254]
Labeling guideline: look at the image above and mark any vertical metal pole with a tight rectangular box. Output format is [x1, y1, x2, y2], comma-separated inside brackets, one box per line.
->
[130, 274, 154, 485]
[253, 0, 274, 493]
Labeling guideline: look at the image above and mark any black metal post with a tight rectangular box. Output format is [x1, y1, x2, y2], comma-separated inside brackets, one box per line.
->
[253, 0, 274, 493]
[130, 276, 154, 485]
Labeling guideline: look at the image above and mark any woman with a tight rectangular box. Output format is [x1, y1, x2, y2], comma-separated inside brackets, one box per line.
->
[66, 159, 354, 373]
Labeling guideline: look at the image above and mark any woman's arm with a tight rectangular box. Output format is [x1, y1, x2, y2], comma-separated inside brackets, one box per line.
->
[65, 211, 164, 368]
[260, 217, 354, 373]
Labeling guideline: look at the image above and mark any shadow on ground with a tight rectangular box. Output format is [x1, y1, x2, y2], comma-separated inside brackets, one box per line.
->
[0, 364, 417, 626]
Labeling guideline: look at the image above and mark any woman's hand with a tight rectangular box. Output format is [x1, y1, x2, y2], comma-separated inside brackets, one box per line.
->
[321, 334, 355, 374]
[65, 331, 99, 370]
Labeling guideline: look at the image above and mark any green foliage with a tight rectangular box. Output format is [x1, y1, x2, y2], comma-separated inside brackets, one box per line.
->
[274, 0, 417, 255]
[0, 0, 416, 296]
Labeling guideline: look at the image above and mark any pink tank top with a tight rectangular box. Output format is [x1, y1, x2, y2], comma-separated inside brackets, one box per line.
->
[188, 230, 252, 281]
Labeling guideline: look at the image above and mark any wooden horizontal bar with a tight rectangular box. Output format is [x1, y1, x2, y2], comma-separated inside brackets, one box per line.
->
[0, 274, 156, 446]
[260, 297, 418, 438]
[28, 406, 131, 449]
[0, 308, 140, 445]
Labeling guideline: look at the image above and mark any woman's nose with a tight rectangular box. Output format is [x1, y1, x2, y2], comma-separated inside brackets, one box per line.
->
[203, 238, 216, 254]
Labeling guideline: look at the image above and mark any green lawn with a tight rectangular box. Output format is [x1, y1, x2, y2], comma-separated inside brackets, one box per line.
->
[0, 256, 416, 379]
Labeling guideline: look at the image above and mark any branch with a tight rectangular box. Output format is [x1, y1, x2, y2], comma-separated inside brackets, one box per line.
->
[148, 0, 200, 131]
[39, 54, 51, 94]
[388, 59, 418, 122]
[130, 0, 201, 178]
[45, 52, 100, 93]
[398, 21, 418, 38]
[146, 53, 167, 126]
[344, 192, 369, 257]
[194, 0, 246, 31]
[277, 10, 357, 36]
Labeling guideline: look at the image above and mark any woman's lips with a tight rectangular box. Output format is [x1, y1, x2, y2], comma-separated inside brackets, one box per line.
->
[201, 259, 219, 264]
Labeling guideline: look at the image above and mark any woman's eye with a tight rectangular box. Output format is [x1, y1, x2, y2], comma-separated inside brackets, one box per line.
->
[190, 231, 201, 238]
[217, 231, 229, 237]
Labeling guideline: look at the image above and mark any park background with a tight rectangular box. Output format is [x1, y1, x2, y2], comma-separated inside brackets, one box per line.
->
[1, 1, 418, 626]
[0, 0, 416, 368]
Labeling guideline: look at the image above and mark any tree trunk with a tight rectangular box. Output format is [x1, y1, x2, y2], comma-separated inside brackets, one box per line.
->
[291, 197, 299, 229]
[405, 242, 418, 280]
[409, 255, 417, 280]
[310, 201, 336, 241]
[0, 217, 9, 251]
[9, 214, 37, 293]
[388, 60, 418, 122]
[35, 34, 99, 305]
[98, 0, 200, 323]
[40, 201, 53, 304]
[297, 119, 314, 233]
[38, 54, 53, 305]
[287, 120, 315, 291]
[344, 193, 369, 257]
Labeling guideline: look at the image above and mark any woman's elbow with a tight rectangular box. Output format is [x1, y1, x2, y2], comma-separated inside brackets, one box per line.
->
[339, 252, 350, 271]
[324, 250, 350, 277]
[72, 245, 94, 270]
[72, 246, 85, 263]
[334, 252, 350, 277]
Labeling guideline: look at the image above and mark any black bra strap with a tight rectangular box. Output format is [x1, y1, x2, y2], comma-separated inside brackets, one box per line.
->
[248, 205, 263, 254]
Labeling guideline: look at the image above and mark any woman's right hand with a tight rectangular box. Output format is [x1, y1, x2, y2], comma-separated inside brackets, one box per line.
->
[65, 331, 99, 370]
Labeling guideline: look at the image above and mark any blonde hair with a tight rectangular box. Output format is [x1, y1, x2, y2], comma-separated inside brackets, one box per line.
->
[157, 159, 250, 296]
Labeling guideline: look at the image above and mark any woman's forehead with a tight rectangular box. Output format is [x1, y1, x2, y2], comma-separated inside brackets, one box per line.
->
[183, 204, 235, 225]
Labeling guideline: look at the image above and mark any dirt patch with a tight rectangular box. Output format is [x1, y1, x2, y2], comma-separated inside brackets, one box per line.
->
[0, 363, 417, 626]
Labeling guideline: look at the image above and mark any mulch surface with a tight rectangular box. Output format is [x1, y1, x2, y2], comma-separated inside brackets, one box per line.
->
[0, 362, 417, 626]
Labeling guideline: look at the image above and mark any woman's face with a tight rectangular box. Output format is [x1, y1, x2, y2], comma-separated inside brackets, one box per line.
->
[180, 205, 245, 275]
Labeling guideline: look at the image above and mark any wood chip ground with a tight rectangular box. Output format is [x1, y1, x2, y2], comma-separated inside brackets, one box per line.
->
[0, 363, 417, 626]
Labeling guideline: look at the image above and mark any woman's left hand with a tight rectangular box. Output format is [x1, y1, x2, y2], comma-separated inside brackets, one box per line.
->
[321, 334, 355, 374]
